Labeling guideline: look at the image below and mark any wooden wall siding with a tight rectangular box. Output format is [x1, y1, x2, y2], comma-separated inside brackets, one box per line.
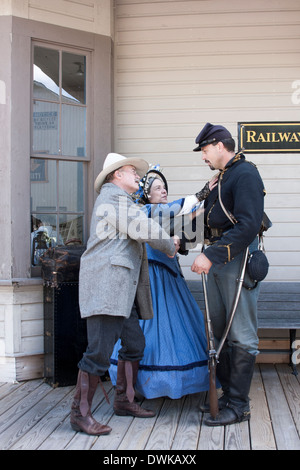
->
[114, 0, 300, 281]
[0, 0, 112, 36]
[28, 0, 104, 34]
[0, 283, 44, 382]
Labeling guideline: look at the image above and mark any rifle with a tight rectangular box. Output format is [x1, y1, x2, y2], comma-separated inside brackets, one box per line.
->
[202, 272, 219, 419]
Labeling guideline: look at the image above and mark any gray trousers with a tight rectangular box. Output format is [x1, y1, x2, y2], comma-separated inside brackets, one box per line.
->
[78, 305, 145, 376]
[206, 238, 260, 356]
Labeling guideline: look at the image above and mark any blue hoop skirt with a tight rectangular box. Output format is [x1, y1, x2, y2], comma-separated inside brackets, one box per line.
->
[109, 253, 210, 399]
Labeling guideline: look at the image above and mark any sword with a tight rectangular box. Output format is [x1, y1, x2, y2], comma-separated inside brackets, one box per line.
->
[216, 247, 249, 359]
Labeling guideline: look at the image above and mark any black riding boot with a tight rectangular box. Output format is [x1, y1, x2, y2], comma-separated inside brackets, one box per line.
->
[205, 346, 256, 426]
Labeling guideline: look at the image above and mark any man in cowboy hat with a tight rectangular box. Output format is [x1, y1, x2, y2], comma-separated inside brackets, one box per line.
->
[70, 153, 177, 436]
[191, 123, 266, 427]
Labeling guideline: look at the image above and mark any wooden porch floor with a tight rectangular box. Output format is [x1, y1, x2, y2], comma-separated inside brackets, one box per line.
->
[0, 363, 299, 451]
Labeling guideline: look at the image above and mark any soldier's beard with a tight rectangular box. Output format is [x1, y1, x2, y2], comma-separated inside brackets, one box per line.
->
[204, 160, 216, 171]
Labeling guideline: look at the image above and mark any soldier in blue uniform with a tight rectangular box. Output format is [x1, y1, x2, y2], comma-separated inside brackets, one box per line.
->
[191, 123, 266, 426]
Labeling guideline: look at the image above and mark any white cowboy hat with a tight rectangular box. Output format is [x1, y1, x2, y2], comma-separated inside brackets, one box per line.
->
[94, 153, 149, 193]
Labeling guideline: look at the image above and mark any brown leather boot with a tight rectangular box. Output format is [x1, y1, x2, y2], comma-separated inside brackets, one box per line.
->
[70, 369, 112, 435]
[113, 360, 155, 418]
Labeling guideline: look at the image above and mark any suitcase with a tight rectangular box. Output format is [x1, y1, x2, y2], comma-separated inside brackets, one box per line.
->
[42, 245, 87, 387]
[44, 282, 88, 387]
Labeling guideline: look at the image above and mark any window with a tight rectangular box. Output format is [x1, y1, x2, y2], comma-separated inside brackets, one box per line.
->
[31, 43, 89, 268]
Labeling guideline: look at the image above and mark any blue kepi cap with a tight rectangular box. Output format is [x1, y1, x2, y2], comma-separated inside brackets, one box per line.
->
[193, 123, 232, 151]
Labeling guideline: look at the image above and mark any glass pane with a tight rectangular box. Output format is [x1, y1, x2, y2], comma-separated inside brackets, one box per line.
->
[33, 47, 59, 101]
[62, 52, 86, 104]
[33, 101, 59, 155]
[61, 104, 86, 156]
[31, 213, 60, 266]
[30, 158, 57, 211]
[59, 161, 84, 212]
[59, 214, 84, 245]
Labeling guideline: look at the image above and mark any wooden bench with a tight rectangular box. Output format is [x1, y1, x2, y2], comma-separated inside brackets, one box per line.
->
[187, 280, 300, 375]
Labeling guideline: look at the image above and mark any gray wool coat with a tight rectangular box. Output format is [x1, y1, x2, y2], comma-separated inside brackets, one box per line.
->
[79, 183, 175, 320]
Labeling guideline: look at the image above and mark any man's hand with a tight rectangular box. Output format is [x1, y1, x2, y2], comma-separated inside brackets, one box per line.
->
[191, 253, 212, 274]
[167, 235, 180, 258]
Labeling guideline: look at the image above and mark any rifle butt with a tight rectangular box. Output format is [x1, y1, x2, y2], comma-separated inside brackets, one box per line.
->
[209, 364, 219, 419]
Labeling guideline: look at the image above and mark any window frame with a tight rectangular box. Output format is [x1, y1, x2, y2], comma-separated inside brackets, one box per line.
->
[31, 40, 91, 162]
[30, 40, 91, 276]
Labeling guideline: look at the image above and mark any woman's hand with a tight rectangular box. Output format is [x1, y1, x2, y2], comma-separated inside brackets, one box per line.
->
[208, 174, 219, 191]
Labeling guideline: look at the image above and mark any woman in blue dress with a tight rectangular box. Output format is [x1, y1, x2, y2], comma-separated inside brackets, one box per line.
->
[109, 168, 217, 399]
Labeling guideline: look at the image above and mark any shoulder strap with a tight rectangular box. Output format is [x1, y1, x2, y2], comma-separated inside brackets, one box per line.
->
[218, 167, 271, 247]
[217, 172, 237, 225]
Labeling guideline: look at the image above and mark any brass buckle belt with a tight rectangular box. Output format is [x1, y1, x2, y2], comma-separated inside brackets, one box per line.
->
[209, 228, 223, 237]
[204, 227, 224, 245]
